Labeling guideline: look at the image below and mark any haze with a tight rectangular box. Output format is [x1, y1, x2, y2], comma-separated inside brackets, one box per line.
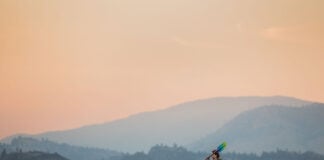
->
[1, 0, 323, 139]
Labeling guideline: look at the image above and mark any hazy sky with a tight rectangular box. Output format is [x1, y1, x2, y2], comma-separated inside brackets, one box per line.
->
[1, 0, 324, 139]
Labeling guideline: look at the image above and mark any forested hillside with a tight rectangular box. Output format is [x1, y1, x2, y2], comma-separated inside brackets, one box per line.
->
[120, 145, 324, 160]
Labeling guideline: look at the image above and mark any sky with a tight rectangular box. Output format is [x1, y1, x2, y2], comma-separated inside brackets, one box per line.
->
[0, 0, 324, 139]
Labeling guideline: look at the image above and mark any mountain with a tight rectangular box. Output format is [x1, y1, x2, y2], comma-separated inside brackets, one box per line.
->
[189, 103, 324, 154]
[0, 137, 121, 160]
[0, 150, 68, 160]
[1, 96, 311, 153]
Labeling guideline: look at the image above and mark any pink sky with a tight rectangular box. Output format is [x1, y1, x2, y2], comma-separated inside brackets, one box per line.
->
[1, 0, 324, 139]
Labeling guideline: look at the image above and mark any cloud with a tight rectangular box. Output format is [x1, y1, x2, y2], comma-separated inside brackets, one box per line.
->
[260, 24, 324, 47]
[172, 36, 191, 47]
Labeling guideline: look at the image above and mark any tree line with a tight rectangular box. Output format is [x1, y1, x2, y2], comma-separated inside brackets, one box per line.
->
[1, 138, 324, 160]
[117, 144, 324, 160]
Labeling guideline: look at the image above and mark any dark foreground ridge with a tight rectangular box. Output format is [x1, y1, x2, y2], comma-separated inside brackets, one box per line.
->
[0, 137, 120, 160]
[1, 140, 324, 160]
[0, 150, 68, 160]
[117, 145, 324, 160]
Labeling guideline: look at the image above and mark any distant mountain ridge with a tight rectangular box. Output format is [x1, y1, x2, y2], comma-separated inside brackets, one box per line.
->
[189, 103, 324, 154]
[0, 137, 120, 160]
[1, 96, 311, 153]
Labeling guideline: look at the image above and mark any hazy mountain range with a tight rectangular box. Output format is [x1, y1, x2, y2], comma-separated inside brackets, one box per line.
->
[1, 96, 314, 153]
[189, 103, 324, 154]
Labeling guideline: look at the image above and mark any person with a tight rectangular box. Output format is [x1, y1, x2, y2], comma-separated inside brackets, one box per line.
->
[205, 150, 221, 160]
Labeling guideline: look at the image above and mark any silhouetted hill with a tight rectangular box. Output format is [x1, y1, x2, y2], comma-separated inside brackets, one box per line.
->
[119, 145, 324, 160]
[1, 96, 310, 153]
[0, 150, 68, 160]
[190, 103, 324, 154]
[0, 137, 120, 160]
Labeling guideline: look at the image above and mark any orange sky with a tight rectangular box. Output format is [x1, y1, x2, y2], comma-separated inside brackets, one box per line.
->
[1, 0, 324, 139]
